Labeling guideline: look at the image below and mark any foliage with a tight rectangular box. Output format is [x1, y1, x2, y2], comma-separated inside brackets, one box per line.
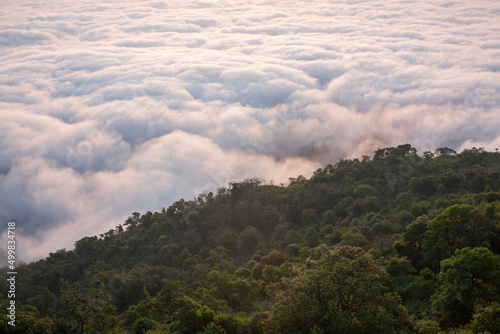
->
[432, 247, 500, 328]
[2, 145, 499, 333]
[263, 245, 409, 333]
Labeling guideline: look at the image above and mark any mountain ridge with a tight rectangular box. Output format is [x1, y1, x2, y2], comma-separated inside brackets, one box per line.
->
[2, 144, 500, 333]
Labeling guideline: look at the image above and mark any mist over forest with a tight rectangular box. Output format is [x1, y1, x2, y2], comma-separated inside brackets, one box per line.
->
[2, 146, 500, 333]
[1, 0, 500, 263]
[1, 0, 500, 332]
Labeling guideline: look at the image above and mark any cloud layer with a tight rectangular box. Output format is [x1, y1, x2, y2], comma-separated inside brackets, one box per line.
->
[1, 0, 500, 262]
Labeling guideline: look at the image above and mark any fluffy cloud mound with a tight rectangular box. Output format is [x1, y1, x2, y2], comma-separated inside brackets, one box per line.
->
[1, 0, 499, 262]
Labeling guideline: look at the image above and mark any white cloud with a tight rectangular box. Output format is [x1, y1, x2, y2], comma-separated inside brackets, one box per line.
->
[1, 0, 500, 262]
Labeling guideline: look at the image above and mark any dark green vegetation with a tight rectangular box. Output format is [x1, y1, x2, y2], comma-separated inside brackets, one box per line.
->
[2, 145, 500, 333]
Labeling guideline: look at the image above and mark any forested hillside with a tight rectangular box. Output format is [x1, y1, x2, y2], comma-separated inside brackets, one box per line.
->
[2, 145, 500, 333]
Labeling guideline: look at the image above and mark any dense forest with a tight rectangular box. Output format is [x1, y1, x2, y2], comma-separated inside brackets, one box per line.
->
[1, 144, 500, 334]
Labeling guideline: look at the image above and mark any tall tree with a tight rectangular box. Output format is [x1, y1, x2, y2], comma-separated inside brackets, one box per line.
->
[264, 245, 409, 333]
[432, 247, 500, 329]
[423, 204, 498, 270]
[58, 283, 118, 333]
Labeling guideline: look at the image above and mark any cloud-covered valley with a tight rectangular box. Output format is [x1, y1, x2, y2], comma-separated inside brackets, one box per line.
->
[1, 0, 500, 262]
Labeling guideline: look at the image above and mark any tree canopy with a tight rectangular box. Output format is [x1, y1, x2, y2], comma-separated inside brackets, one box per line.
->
[1, 144, 499, 333]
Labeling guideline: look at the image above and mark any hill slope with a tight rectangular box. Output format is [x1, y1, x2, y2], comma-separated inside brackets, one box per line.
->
[2, 144, 500, 333]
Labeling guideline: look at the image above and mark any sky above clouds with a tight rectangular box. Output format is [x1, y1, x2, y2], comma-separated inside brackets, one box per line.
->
[1, 0, 500, 262]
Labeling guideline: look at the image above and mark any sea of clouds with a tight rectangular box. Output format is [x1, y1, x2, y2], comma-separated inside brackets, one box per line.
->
[1, 0, 500, 262]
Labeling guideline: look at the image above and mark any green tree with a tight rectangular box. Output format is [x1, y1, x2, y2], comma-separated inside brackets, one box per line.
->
[322, 210, 336, 226]
[302, 209, 318, 225]
[264, 245, 409, 333]
[470, 302, 500, 334]
[125, 276, 149, 307]
[353, 184, 377, 198]
[133, 317, 156, 334]
[423, 204, 498, 270]
[396, 192, 412, 209]
[304, 227, 320, 247]
[359, 226, 374, 241]
[58, 283, 118, 333]
[385, 257, 416, 277]
[340, 232, 369, 248]
[435, 147, 457, 157]
[239, 226, 262, 256]
[395, 219, 428, 268]
[0, 300, 55, 334]
[432, 247, 500, 329]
